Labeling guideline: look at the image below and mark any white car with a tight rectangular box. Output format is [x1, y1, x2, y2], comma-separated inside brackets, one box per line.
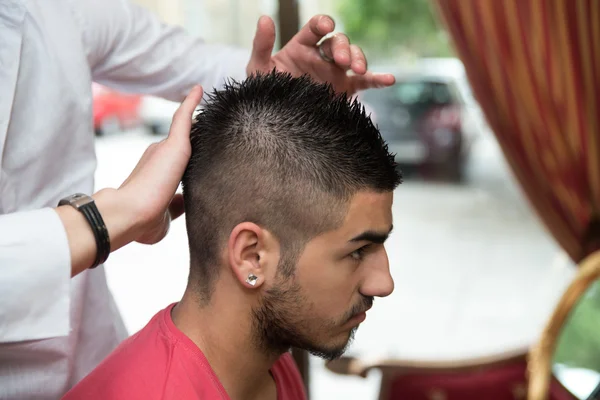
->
[138, 95, 181, 136]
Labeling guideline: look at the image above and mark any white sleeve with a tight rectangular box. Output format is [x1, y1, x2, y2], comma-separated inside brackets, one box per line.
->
[70, 0, 251, 102]
[0, 209, 71, 342]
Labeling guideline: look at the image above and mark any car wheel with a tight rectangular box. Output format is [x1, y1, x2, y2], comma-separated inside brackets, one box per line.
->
[149, 123, 165, 136]
[96, 116, 121, 137]
[150, 122, 172, 136]
[449, 162, 464, 183]
[444, 153, 466, 183]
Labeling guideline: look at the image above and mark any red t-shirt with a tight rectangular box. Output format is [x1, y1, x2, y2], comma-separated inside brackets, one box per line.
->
[63, 304, 306, 400]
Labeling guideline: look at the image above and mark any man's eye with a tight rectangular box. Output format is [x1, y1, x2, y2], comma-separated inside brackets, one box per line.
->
[349, 245, 370, 261]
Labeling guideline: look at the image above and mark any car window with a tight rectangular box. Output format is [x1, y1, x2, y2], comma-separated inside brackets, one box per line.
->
[393, 81, 455, 106]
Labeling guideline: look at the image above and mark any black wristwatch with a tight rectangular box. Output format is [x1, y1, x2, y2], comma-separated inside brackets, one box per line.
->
[58, 193, 110, 269]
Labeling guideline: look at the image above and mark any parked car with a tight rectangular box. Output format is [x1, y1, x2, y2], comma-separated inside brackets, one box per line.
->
[92, 83, 142, 136]
[360, 58, 488, 182]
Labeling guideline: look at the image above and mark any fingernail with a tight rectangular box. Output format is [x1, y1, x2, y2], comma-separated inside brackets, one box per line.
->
[320, 16, 334, 31]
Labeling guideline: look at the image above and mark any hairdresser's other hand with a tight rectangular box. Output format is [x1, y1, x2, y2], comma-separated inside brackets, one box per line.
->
[117, 85, 203, 246]
[246, 15, 395, 95]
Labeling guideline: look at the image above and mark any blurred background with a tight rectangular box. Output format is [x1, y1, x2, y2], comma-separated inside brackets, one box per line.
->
[92, 0, 596, 399]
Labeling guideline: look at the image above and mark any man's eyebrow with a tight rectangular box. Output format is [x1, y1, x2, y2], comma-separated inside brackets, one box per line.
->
[349, 225, 393, 244]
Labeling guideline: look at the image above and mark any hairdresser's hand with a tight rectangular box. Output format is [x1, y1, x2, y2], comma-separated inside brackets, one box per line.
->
[60, 85, 203, 276]
[117, 85, 203, 245]
[246, 15, 395, 95]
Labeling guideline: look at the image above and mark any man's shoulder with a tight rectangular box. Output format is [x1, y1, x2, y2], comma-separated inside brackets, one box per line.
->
[63, 309, 175, 400]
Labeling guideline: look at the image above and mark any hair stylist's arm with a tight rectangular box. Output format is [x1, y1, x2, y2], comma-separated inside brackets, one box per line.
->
[57, 85, 203, 277]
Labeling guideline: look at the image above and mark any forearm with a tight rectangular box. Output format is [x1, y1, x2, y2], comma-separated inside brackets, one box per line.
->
[0, 190, 143, 341]
[0, 209, 72, 341]
[95, 41, 250, 102]
[79, 0, 249, 101]
[55, 188, 139, 277]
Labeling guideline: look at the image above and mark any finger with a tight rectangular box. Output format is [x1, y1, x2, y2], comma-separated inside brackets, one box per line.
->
[294, 14, 335, 47]
[349, 44, 367, 75]
[349, 72, 396, 92]
[328, 33, 351, 69]
[168, 85, 203, 143]
[168, 193, 185, 220]
[249, 16, 276, 72]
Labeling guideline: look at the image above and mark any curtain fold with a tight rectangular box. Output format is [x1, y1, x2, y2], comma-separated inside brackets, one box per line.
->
[432, 0, 600, 262]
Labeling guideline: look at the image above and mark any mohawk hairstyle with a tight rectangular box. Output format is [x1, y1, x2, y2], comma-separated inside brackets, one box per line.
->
[182, 70, 401, 302]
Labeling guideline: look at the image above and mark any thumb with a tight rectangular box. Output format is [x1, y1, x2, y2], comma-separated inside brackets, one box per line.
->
[249, 16, 276, 72]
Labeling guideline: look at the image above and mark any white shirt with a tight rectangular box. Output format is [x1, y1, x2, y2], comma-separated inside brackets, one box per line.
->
[0, 0, 249, 398]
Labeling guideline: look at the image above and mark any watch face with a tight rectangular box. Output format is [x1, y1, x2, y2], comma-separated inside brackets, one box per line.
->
[59, 193, 93, 208]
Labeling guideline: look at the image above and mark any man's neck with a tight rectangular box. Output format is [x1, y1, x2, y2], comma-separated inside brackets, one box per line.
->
[172, 287, 282, 400]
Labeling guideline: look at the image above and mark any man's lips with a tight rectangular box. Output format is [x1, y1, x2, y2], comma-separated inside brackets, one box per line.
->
[347, 305, 372, 325]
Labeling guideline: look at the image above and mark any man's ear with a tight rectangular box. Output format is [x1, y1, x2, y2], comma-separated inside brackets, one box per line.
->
[227, 222, 280, 289]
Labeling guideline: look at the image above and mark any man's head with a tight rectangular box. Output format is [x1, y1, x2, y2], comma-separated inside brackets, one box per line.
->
[182, 71, 401, 360]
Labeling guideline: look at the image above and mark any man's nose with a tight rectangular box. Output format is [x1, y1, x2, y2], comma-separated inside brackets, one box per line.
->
[360, 252, 394, 298]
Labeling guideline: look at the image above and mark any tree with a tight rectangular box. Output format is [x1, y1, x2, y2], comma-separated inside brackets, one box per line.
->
[553, 281, 600, 372]
[336, 0, 452, 60]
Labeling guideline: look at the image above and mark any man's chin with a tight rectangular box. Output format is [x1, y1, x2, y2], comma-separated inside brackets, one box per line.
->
[307, 347, 347, 361]
[304, 328, 357, 361]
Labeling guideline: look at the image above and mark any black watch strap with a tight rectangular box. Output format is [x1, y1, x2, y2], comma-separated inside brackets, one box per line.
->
[58, 193, 110, 269]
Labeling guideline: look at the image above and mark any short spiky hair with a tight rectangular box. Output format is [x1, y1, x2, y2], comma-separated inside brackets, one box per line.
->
[182, 71, 401, 301]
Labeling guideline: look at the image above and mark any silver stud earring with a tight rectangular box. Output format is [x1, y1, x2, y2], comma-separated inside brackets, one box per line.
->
[246, 273, 258, 286]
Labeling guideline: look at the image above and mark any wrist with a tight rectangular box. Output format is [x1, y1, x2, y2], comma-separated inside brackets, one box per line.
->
[57, 188, 146, 277]
[92, 188, 141, 252]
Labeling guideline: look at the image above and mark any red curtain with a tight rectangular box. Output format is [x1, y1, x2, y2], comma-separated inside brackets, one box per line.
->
[432, 0, 600, 262]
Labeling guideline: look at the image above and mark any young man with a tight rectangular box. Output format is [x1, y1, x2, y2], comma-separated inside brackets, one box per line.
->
[63, 71, 402, 400]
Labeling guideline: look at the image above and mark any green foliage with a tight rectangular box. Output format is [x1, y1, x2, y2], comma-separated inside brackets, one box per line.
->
[336, 0, 452, 59]
[553, 280, 600, 372]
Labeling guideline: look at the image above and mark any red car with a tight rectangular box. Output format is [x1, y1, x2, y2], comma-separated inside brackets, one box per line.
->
[92, 83, 142, 136]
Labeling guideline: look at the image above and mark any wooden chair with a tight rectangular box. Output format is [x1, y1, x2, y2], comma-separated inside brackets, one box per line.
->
[326, 347, 576, 400]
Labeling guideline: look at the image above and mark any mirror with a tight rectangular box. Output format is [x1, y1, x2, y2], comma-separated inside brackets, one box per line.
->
[552, 278, 600, 399]
[529, 251, 600, 400]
